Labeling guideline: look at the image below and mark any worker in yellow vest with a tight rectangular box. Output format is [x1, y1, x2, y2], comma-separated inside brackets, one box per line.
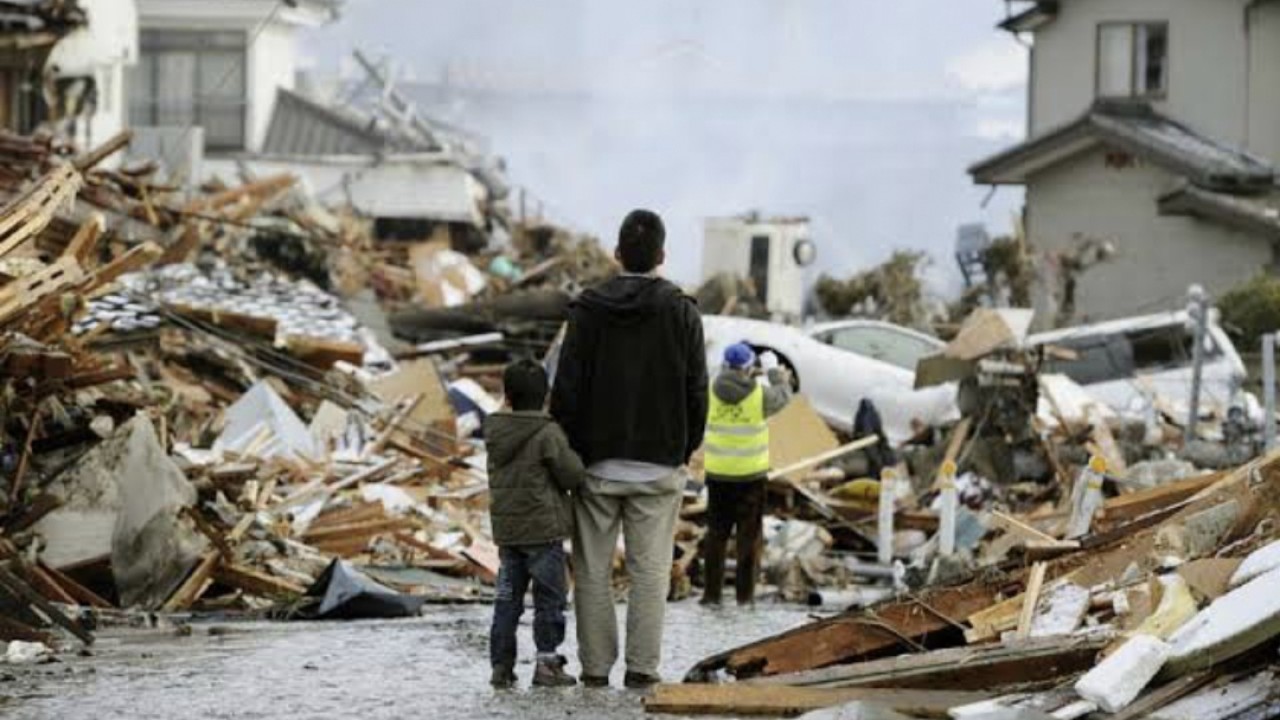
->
[700, 342, 793, 606]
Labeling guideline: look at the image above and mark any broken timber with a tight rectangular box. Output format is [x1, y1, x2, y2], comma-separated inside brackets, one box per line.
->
[686, 449, 1280, 682]
[746, 635, 1108, 691]
[644, 684, 987, 718]
[684, 579, 1003, 680]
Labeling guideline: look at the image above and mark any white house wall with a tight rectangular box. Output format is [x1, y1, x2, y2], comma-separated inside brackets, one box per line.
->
[247, 23, 297, 154]
[1026, 147, 1272, 323]
[1030, 0, 1252, 148]
[136, 0, 307, 154]
[47, 0, 138, 153]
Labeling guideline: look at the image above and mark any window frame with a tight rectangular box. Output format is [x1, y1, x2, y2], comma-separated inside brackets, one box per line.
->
[129, 29, 249, 153]
[1095, 21, 1169, 101]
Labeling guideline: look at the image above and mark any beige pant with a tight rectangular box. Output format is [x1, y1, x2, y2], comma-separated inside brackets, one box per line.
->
[573, 470, 685, 678]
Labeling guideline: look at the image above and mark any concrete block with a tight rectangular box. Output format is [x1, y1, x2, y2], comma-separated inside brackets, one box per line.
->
[1074, 634, 1171, 712]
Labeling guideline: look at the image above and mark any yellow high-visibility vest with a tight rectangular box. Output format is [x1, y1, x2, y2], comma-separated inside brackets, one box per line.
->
[704, 384, 769, 478]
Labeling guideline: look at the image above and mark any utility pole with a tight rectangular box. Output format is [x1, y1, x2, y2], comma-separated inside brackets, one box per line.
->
[1265, 333, 1277, 451]
[1185, 285, 1209, 445]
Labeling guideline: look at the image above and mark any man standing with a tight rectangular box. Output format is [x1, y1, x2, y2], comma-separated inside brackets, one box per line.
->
[550, 209, 708, 689]
[700, 343, 792, 606]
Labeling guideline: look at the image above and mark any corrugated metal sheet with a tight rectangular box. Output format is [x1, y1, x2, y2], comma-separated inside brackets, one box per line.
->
[262, 88, 421, 157]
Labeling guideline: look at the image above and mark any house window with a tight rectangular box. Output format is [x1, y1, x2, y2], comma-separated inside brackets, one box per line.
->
[128, 30, 247, 152]
[1097, 22, 1168, 99]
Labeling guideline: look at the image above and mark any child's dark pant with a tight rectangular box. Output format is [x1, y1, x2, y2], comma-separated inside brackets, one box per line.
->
[489, 543, 568, 667]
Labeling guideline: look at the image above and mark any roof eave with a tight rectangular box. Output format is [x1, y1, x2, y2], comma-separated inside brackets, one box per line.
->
[1159, 186, 1280, 239]
[998, 1, 1059, 33]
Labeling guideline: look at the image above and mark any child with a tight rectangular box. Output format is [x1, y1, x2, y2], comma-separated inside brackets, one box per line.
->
[485, 358, 585, 688]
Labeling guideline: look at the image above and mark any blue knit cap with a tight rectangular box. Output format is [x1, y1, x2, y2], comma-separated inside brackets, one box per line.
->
[723, 342, 756, 369]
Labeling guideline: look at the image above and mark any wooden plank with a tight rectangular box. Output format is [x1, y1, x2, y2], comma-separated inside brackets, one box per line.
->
[22, 563, 77, 605]
[644, 684, 986, 718]
[1094, 472, 1222, 532]
[1086, 404, 1127, 476]
[0, 164, 81, 260]
[367, 393, 424, 457]
[6, 492, 62, 533]
[989, 511, 1077, 548]
[0, 565, 93, 644]
[1015, 562, 1048, 640]
[0, 256, 84, 326]
[692, 579, 1005, 680]
[302, 517, 418, 543]
[73, 129, 132, 171]
[750, 635, 1108, 692]
[767, 436, 879, 482]
[930, 417, 972, 491]
[83, 241, 163, 290]
[38, 562, 112, 609]
[213, 564, 306, 598]
[766, 395, 840, 481]
[161, 513, 253, 612]
[284, 334, 365, 369]
[63, 213, 104, 265]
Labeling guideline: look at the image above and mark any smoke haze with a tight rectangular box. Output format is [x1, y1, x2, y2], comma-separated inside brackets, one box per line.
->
[305, 1, 1027, 295]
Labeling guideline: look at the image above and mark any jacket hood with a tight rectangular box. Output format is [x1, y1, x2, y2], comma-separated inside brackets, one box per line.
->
[576, 275, 689, 325]
[485, 412, 551, 466]
[713, 369, 757, 405]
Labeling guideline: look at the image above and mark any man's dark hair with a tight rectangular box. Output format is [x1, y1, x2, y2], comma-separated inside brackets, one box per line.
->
[503, 358, 549, 411]
[617, 209, 665, 273]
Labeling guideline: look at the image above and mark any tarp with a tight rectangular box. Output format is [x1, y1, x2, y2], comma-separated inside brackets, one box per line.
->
[300, 559, 427, 620]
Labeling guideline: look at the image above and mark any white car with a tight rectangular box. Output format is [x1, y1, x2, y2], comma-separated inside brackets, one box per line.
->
[1028, 310, 1251, 422]
[701, 316, 959, 443]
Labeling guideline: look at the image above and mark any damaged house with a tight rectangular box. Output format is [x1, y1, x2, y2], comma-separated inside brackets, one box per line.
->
[972, 0, 1280, 326]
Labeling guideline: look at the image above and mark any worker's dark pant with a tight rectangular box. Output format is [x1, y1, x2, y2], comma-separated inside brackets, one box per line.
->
[701, 478, 766, 605]
[489, 543, 567, 668]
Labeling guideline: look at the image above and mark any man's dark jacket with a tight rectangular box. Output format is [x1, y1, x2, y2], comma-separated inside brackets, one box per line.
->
[550, 274, 708, 468]
[484, 411, 584, 546]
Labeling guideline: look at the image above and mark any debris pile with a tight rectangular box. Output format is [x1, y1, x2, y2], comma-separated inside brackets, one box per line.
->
[657, 451, 1280, 717]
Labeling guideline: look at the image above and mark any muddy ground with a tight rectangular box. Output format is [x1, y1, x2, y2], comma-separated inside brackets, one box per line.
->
[0, 601, 815, 720]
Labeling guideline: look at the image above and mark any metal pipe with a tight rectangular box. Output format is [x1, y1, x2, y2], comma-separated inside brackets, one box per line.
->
[1265, 333, 1276, 451]
[1185, 286, 1208, 445]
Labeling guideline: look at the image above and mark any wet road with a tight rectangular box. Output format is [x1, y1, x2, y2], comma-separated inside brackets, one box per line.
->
[1, 601, 815, 720]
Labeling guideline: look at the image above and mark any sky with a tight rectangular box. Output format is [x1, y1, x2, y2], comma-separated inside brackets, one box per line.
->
[303, 1, 1030, 295]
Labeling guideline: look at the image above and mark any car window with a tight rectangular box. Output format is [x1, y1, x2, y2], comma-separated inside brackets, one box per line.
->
[1125, 324, 1220, 372]
[1042, 323, 1221, 385]
[827, 327, 939, 371]
[1045, 337, 1133, 385]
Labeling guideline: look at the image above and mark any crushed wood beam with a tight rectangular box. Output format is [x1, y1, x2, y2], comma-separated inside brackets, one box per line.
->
[63, 213, 105, 264]
[73, 130, 133, 171]
[84, 241, 163, 290]
[213, 564, 306, 598]
[21, 563, 77, 605]
[1015, 562, 1048, 640]
[0, 565, 93, 644]
[161, 513, 253, 612]
[0, 163, 82, 260]
[38, 562, 112, 609]
[368, 393, 424, 457]
[644, 684, 987, 718]
[302, 517, 419, 543]
[989, 511, 1076, 548]
[687, 579, 1005, 680]
[749, 635, 1109, 692]
[767, 435, 879, 482]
